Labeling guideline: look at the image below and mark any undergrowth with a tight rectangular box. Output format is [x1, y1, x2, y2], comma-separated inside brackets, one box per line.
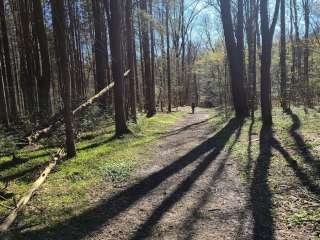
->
[0, 108, 185, 230]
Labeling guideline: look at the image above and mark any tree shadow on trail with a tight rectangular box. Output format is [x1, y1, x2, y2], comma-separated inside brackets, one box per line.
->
[251, 117, 320, 240]
[285, 109, 320, 175]
[250, 124, 274, 240]
[130, 119, 244, 240]
[17, 118, 243, 240]
[178, 123, 243, 240]
[159, 117, 215, 139]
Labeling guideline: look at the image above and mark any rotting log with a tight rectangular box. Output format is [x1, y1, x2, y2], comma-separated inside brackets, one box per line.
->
[0, 150, 65, 233]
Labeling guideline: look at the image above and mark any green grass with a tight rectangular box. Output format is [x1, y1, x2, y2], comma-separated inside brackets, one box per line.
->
[221, 106, 320, 239]
[1, 106, 319, 238]
[0, 110, 185, 229]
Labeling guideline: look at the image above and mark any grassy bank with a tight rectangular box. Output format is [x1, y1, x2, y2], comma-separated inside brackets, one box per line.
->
[225, 107, 320, 239]
[0, 110, 185, 231]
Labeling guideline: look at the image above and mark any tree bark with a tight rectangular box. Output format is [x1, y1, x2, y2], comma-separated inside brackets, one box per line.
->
[51, 0, 76, 158]
[166, 0, 172, 112]
[303, 0, 311, 107]
[140, 0, 156, 117]
[109, 0, 130, 136]
[280, 0, 288, 110]
[92, 0, 107, 108]
[260, 0, 280, 125]
[220, 0, 249, 118]
[19, 0, 37, 115]
[33, 0, 51, 118]
[0, 0, 18, 119]
[246, 0, 258, 117]
[126, 0, 137, 121]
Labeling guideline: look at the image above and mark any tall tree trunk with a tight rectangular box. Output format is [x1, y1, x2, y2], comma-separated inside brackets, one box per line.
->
[280, 0, 288, 110]
[138, 11, 146, 110]
[0, 63, 9, 125]
[140, 0, 156, 117]
[51, 0, 76, 158]
[19, 0, 37, 115]
[33, 0, 51, 118]
[289, 0, 296, 106]
[220, 0, 249, 118]
[109, 0, 130, 136]
[149, 0, 155, 108]
[247, 0, 258, 117]
[180, 0, 186, 105]
[166, 0, 172, 112]
[126, 0, 137, 121]
[236, 0, 246, 90]
[303, 0, 311, 107]
[92, 0, 107, 108]
[293, 0, 302, 102]
[0, 0, 18, 119]
[260, 0, 280, 125]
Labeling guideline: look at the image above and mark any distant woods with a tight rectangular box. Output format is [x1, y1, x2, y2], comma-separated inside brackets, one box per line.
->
[218, 0, 318, 125]
[0, 0, 319, 155]
[0, 0, 201, 156]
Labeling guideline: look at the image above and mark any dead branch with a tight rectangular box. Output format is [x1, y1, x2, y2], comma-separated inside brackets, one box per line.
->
[0, 150, 65, 233]
[22, 70, 130, 147]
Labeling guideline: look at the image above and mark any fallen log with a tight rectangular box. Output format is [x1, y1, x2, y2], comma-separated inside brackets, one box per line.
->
[0, 150, 65, 233]
[24, 82, 115, 146]
[22, 69, 130, 147]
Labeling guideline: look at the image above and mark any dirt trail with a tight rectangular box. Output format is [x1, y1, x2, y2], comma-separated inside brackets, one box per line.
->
[88, 109, 253, 240]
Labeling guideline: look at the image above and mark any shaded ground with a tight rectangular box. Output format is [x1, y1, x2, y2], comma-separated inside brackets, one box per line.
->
[8, 107, 320, 240]
[15, 109, 254, 240]
[87, 110, 251, 240]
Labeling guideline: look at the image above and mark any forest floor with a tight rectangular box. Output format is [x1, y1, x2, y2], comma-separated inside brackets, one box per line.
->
[1, 107, 320, 239]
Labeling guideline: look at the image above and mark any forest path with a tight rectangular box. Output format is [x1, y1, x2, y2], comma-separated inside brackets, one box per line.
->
[90, 108, 253, 240]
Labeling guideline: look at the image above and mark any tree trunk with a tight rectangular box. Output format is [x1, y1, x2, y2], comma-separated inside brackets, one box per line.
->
[247, 0, 258, 117]
[51, 0, 76, 158]
[19, 0, 37, 116]
[166, 0, 172, 113]
[33, 0, 51, 118]
[181, 0, 186, 105]
[140, 0, 156, 117]
[92, 0, 107, 108]
[289, 0, 296, 106]
[236, 0, 246, 90]
[149, 0, 155, 109]
[280, 0, 288, 110]
[0, 63, 9, 125]
[109, 0, 130, 136]
[303, 0, 311, 107]
[220, 0, 249, 118]
[0, 0, 18, 119]
[260, 0, 280, 125]
[126, 0, 137, 121]
[292, 0, 302, 102]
